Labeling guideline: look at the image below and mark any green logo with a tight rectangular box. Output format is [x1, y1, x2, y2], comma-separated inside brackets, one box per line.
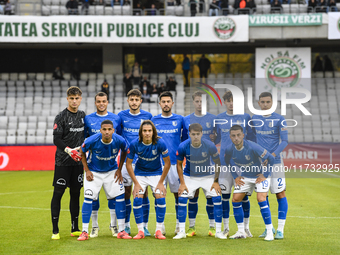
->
[213, 17, 236, 40]
[266, 57, 301, 87]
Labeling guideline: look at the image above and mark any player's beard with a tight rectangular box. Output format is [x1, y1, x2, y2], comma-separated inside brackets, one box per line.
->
[163, 107, 171, 113]
[130, 104, 140, 111]
[97, 106, 107, 114]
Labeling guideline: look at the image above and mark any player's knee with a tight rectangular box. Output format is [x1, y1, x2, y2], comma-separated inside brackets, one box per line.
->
[257, 195, 266, 203]
[53, 186, 66, 195]
[276, 191, 286, 199]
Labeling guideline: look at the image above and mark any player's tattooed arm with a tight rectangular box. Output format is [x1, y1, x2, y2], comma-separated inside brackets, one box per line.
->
[81, 149, 93, 181]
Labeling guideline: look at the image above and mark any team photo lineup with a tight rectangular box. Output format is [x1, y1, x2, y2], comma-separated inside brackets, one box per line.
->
[51, 85, 289, 242]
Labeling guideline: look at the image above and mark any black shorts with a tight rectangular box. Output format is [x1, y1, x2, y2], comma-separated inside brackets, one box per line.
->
[53, 165, 84, 189]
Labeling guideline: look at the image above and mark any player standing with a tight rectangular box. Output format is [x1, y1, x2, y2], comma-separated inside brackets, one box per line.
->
[51, 86, 85, 240]
[126, 120, 170, 240]
[224, 125, 275, 241]
[84, 92, 122, 238]
[174, 123, 226, 240]
[118, 89, 152, 235]
[151, 91, 184, 234]
[77, 120, 131, 241]
[252, 92, 288, 239]
[215, 91, 256, 237]
[182, 91, 217, 237]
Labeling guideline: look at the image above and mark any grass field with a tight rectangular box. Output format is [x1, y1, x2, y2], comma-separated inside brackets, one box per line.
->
[1, 171, 340, 255]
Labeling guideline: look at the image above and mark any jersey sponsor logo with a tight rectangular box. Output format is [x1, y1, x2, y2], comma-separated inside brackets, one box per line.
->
[91, 129, 100, 133]
[56, 178, 66, 185]
[96, 155, 117, 161]
[152, 149, 157, 155]
[202, 152, 207, 157]
[113, 149, 118, 154]
[157, 128, 179, 134]
[260, 149, 268, 158]
[245, 155, 250, 160]
[70, 127, 84, 132]
[162, 149, 168, 155]
[139, 155, 159, 161]
[53, 124, 57, 130]
[172, 121, 177, 126]
[256, 130, 275, 135]
[78, 174, 83, 182]
[124, 127, 139, 133]
[206, 122, 211, 128]
[221, 128, 230, 133]
[85, 189, 93, 196]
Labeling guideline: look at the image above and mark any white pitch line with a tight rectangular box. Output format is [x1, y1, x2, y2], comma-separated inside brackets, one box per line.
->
[0, 190, 53, 195]
[0, 206, 339, 219]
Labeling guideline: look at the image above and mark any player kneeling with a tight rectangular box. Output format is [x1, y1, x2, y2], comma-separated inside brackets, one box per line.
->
[225, 125, 275, 241]
[126, 120, 170, 240]
[77, 120, 132, 241]
[173, 123, 226, 240]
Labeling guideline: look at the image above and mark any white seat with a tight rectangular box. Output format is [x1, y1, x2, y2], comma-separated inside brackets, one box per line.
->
[27, 136, 36, 144]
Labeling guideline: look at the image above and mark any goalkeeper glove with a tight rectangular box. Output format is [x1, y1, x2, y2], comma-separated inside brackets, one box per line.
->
[65, 147, 82, 162]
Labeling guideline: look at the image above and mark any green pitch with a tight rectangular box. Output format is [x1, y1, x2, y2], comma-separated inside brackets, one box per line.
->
[1, 171, 340, 255]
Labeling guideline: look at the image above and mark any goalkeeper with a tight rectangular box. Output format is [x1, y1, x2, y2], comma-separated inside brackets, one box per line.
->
[50, 86, 86, 240]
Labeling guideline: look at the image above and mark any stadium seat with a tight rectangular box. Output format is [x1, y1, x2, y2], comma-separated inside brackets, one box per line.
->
[1, 73, 9, 80]
[105, 7, 113, 15]
[50, 5, 59, 15]
[26, 136, 36, 144]
[0, 116, 8, 129]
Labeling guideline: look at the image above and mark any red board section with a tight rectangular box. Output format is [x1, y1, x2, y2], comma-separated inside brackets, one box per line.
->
[0, 146, 56, 171]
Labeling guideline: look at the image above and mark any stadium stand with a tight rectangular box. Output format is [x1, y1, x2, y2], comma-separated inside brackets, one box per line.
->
[0, 71, 339, 144]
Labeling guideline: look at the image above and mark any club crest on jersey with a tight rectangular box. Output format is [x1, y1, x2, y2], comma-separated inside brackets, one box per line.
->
[152, 149, 157, 155]
[172, 121, 177, 126]
[202, 152, 207, 157]
[245, 155, 250, 160]
[113, 149, 118, 154]
[140, 119, 144, 124]
[206, 122, 211, 128]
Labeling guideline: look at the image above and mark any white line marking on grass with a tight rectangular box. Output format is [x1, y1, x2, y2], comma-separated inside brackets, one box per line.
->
[0, 190, 53, 195]
[0, 206, 339, 219]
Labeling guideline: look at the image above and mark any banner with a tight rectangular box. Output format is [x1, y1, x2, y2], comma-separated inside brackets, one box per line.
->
[328, 12, 340, 40]
[249, 14, 322, 27]
[282, 143, 340, 169]
[255, 47, 311, 99]
[0, 15, 248, 43]
[0, 146, 56, 171]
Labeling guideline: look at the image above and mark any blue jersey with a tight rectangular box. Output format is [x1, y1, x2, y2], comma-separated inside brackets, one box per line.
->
[127, 138, 169, 176]
[177, 139, 219, 177]
[215, 112, 256, 165]
[118, 109, 152, 163]
[182, 112, 216, 142]
[81, 132, 128, 173]
[251, 113, 288, 164]
[151, 114, 184, 165]
[84, 112, 122, 138]
[224, 139, 274, 179]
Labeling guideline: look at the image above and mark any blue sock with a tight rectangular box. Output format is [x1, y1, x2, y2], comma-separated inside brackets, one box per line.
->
[206, 198, 214, 220]
[212, 196, 222, 224]
[266, 196, 270, 208]
[175, 197, 179, 221]
[188, 197, 198, 221]
[92, 198, 100, 211]
[222, 194, 230, 219]
[259, 201, 272, 225]
[155, 198, 166, 224]
[177, 197, 188, 224]
[108, 199, 115, 210]
[232, 202, 244, 224]
[277, 197, 288, 220]
[125, 198, 131, 226]
[142, 197, 150, 227]
[133, 197, 143, 224]
[115, 194, 126, 220]
[82, 198, 93, 224]
[242, 195, 250, 219]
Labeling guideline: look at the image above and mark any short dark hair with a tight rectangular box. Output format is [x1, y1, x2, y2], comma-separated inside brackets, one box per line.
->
[67, 86, 82, 96]
[189, 123, 203, 133]
[222, 91, 233, 101]
[127, 88, 142, 98]
[159, 91, 173, 101]
[95, 92, 108, 102]
[259, 92, 273, 100]
[192, 91, 204, 100]
[139, 120, 159, 144]
[230, 125, 243, 133]
[101, 120, 113, 127]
